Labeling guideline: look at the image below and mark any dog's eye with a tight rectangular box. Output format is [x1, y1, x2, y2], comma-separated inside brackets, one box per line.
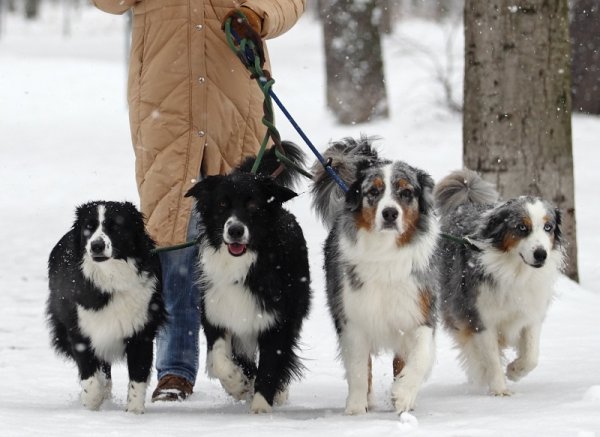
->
[218, 199, 229, 209]
[517, 223, 529, 233]
[543, 223, 554, 232]
[399, 189, 413, 201]
[246, 200, 258, 211]
[367, 187, 379, 197]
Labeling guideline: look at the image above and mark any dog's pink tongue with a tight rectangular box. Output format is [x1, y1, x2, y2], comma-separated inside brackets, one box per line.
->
[228, 243, 246, 256]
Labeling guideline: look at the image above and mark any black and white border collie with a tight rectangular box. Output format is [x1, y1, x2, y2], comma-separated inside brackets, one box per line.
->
[185, 142, 311, 414]
[311, 137, 439, 415]
[434, 169, 564, 396]
[46, 201, 166, 413]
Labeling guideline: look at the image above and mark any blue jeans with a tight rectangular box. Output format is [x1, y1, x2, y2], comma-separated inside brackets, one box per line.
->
[155, 212, 201, 384]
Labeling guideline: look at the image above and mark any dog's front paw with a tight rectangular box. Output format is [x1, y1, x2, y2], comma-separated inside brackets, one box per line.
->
[344, 394, 368, 415]
[391, 388, 417, 414]
[250, 392, 273, 414]
[219, 370, 251, 400]
[273, 387, 289, 406]
[80, 376, 107, 410]
[126, 381, 147, 414]
[507, 358, 536, 382]
[489, 386, 512, 397]
[391, 378, 419, 414]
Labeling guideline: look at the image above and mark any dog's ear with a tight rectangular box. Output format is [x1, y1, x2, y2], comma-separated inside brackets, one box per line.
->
[553, 207, 563, 246]
[345, 180, 363, 212]
[480, 206, 511, 244]
[262, 178, 298, 204]
[417, 170, 435, 214]
[185, 176, 221, 204]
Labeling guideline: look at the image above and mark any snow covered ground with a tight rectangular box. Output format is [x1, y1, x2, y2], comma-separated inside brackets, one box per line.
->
[1, 6, 599, 436]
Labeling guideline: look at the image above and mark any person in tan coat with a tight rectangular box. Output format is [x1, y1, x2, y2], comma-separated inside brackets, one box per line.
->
[92, 0, 305, 401]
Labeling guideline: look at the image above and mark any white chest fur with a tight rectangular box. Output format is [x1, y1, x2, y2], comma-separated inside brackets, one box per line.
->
[477, 252, 559, 345]
[200, 244, 276, 335]
[338, 228, 435, 349]
[78, 256, 156, 361]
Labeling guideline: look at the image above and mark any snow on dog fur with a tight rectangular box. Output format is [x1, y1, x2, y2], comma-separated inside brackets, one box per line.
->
[434, 169, 565, 396]
[311, 137, 439, 415]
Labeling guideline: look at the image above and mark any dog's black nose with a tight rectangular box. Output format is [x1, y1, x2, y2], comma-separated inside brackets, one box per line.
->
[90, 239, 105, 254]
[228, 224, 245, 240]
[382, 207, 399, 223]
[533, 248, 547, 263]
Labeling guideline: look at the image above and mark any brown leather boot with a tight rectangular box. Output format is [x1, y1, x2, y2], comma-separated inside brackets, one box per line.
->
[151, 375, 194, 402]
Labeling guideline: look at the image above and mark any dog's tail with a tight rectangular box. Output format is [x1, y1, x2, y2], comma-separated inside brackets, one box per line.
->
[237, 141, 306, 189]
[433, 168, 499, 216]
[310, 136, 379, 228]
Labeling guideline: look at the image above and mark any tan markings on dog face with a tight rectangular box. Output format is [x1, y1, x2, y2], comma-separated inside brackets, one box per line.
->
[393, 355, 405, 379]
[396, 179, 411, 190]
[356, 205, 377, 231]
[372, 176, 384, 190]
[501, 232, 520, 251]
[501, 216, 532, 251]
[396, 203, 419, 246]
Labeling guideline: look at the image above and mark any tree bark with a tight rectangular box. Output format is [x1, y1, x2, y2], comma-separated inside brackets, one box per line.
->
[24, 0, 40, 20]
[570, 0, 600, 114]
[463, 0, 578, 280]
[322, 0, 389, 124]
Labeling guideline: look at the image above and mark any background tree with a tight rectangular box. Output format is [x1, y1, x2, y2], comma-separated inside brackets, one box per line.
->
[570, 0, 600, 114]
[463, 0, 578, 280]
[24, 0, 40, 19]
[321, 0, 389, 124]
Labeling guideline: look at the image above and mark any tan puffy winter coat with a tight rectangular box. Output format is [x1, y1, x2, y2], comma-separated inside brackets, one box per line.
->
[92, 0, 305, 246]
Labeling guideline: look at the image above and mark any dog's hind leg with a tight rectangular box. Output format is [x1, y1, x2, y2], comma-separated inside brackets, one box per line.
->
[391, 325, 434, 413]
[339, 326, 370, 415]
[507, 323, 541, 382]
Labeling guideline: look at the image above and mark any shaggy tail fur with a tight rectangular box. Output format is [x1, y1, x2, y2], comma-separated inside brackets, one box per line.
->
[237, 141, 306, 189]
[310, 136, 380, 228]
[433, 169, 499, 217]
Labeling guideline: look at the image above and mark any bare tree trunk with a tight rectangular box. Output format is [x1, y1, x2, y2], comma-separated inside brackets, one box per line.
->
[463, 0, 578, 280]
[570, 0, 600, 114]
[322, 0, 389, 124]
[25, 0, 40, 19]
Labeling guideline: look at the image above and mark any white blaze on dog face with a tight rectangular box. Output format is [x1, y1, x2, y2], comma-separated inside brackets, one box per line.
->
[223, 216, 250, 245]
[517, 200, 554, 268]
[85, 204, 113, 260]
[373, 164, 404, 233]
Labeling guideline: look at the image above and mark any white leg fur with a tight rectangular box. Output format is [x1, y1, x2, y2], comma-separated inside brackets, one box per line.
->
[126, 381, 147, 414]
[80, 371, 110, 410]
[340, 327, 370, 415]
[207, 337, 251, 400]
[507, 324, 541, 382]
[250, 392, 272, 414]
[391, 325, 434, 413]
[273, 387, 289, 406]
[468, 330, 511, 396]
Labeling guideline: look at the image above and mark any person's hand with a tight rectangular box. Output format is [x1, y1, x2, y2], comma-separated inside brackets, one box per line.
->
[222, 7, 265, 67]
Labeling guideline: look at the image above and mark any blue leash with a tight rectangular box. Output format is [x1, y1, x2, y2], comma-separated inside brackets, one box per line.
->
[231, 21, 349, 193]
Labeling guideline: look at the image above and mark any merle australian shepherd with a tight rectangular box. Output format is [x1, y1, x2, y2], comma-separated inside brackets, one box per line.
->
[46, 201, 166, 413]
[184, 142, 311, 414]
[434, 169, 564, 396]
[311, 137, 439, 415]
